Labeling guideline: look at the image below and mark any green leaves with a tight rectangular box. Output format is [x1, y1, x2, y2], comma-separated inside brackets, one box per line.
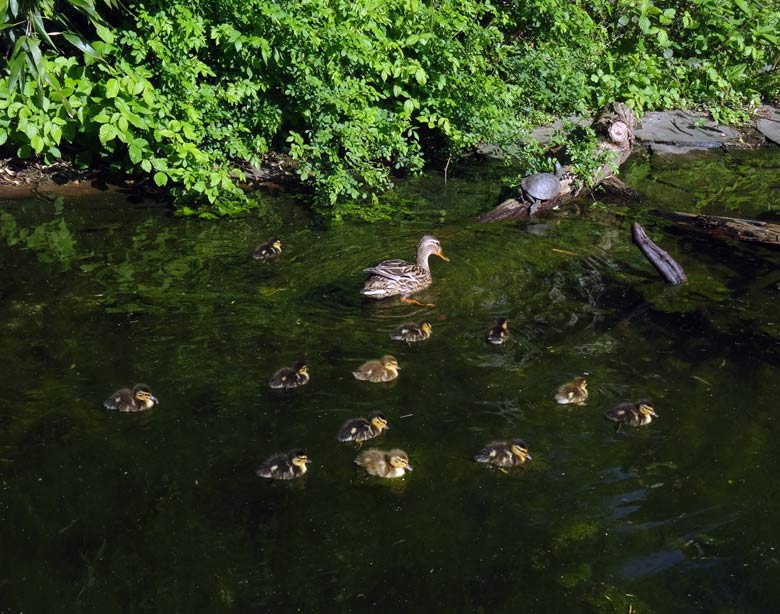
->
[1, 0, 116, 98]
[0, 0, 777, 220]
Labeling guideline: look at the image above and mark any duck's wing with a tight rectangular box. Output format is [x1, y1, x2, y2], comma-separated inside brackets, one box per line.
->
[363, 259, 420, 282]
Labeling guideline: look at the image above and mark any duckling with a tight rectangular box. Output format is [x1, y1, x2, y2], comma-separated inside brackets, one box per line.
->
[256, 449, 310, 480]
[337, 411, 389, 446]
[269, 361, 309, 390]
[253, 238, 282, 261]
[103, 384, 159, 413]
[606, 400, 657, 430]
[486, 318, 509, 345]
[352, 355, 400, 383]
[555, 376, 588, 405]
[474, 439, 532, 468]
[390, 321, 432, 345]
[355, 448, 413, 478]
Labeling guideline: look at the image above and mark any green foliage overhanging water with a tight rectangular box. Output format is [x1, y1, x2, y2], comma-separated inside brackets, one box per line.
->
[0, 0, 779, 220]
[2, 149, 780, 612]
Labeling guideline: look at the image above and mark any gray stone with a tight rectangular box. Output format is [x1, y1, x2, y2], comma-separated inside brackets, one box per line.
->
[634, 110, 740, 152]
[530, 116, 591, 145]
[755, 105, 780, 145]
[647, 143, 714, 156]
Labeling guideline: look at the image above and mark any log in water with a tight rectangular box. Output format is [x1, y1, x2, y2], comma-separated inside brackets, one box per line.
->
[631, 222, 687, 284]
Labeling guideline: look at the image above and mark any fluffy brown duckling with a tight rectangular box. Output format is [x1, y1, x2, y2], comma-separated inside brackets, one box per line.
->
[337, 411, 390, 446]
[606, 400, 657, 430]
[256, 449, 310, 480]
[474, 439, 532, 468]
[555, 377, 589, 405]
[103, 384, 159, 412]
[355, 448, 413, 478]
[269, 361, 309, 390]
[390, 321, 432, 345]
[352, 355, 400, 383]
[253, 238, 282, 261]
[486, 318, 509, 345]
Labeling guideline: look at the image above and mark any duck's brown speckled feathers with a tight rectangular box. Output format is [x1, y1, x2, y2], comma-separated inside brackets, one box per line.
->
[269, 361, 309, 390]
[256, 449, 310, 480]
[103, 384, 159, 413]
[474, 439, 532, 467]
[352, 355, 400, 383]
[355, 448, 413, 478]
[361, 236, 448, 300]
[390, 321, 432, 345]
[253, 238, 282, 261]
[337, 411, 389, 443]
[605, 400, 657, 427]
[486, 318, 509, 345]
[555, 377, 588, 405]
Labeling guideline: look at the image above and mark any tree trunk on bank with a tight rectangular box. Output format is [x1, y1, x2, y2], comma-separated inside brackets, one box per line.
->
[477, 102, 636, 223]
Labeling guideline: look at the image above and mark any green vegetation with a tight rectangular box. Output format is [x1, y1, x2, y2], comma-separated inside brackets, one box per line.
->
[1, 0, 778, 220]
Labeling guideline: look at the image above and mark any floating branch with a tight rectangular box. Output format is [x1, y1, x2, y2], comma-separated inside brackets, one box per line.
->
[631, 223, 687, 284]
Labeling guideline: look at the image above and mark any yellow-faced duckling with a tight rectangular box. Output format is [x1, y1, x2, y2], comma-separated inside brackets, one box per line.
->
[355, 448, 413, 478]
[606, 400, 657, 430]
[474, 439, 532, 468]
[256, 449, 310, 480]
[337, 411, 389, 446]
[352, 355, 400, 383]
[361, 235, 448, 304]
[103, 384, 159, 412]
[486, 318, 510, 345]
[253, 238, 282, 261]
[390, 320, 433, 345]
[555, 377, 589, 405]
[269, 361, 309, 390]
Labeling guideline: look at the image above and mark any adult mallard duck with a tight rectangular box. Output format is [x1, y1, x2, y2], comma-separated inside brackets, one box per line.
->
[353, 355, 400, 383]
[355, 448, 413, 478]
[256, 449, 310, 480]
[389, 320, 432, 345]
[253, 238, 282, 261]
[361, 235, 448, 304]
[555, 377, 588, 405]
[103, 384, 159, 413]
[606, 400, 657, 430]
[337, 411, 389, 446]
[474, 439, 532, 468]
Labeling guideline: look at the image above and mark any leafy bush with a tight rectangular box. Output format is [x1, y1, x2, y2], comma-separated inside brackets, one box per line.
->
[1, 0, 778, 220]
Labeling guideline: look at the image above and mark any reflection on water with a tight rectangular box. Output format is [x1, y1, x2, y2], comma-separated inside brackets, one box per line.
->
[2, 149, 780, 612]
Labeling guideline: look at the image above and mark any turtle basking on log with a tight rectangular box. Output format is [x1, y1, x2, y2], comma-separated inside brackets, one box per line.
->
[478, 102, 636, 223]
[520, 161, 563, 212]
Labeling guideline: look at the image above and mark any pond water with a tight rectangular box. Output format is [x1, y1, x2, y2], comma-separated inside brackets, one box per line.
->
[2, 149, 780, 612]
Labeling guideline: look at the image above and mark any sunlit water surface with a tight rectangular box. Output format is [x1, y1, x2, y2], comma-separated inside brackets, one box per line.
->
[2, 149, 780, 612]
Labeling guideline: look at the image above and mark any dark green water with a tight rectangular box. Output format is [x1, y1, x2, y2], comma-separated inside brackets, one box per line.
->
[2, 149, 780, 613]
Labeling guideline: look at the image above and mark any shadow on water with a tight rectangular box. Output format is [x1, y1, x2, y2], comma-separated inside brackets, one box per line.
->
[2, 149, 780, 612]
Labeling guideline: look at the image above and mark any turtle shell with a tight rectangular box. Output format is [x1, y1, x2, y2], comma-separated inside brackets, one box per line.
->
[520, 172, 561, 201]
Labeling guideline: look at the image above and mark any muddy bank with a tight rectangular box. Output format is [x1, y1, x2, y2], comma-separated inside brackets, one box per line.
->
[2, 106, 778, 202]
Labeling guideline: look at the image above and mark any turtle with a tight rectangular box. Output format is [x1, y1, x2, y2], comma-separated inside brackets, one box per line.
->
[520, 160, 563, 205]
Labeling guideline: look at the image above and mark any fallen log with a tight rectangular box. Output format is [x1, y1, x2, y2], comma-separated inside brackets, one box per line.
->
[478, 102, 636, 223]
[652, 210, 780, 246]
[631, 223, 687, 284]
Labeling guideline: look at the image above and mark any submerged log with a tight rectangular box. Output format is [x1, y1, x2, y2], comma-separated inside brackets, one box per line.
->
[478, 102, 636, 223]
[653, 210, 780, 246]
[631, 223, 687, 285]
